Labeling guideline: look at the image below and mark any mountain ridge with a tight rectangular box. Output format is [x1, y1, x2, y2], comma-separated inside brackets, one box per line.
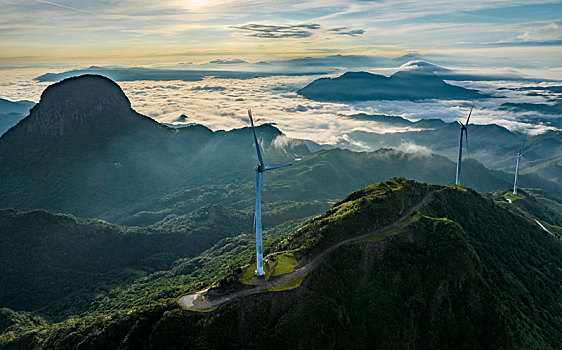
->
[297, 70, 487, 101]
[339, 113, 562, 182]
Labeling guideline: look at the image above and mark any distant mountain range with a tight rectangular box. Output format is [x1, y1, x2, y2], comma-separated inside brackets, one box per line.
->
[297, 70, 487, 102]
[335, 113, 562, 183]
[35, 66, 324, 83]
[33, 57, 550, 82]
[0, 98, 34, 114]
[0, 98, 34, 136]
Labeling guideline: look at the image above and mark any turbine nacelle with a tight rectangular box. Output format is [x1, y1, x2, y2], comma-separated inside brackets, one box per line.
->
[457, 104, 473, 130]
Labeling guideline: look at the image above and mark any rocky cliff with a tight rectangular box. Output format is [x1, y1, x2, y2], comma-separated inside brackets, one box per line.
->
[22, 75, 131, 136]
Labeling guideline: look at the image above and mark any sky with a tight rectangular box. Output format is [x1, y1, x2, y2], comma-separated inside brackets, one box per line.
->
[1, 0, 561, 67]
[0, 1, 561, 147]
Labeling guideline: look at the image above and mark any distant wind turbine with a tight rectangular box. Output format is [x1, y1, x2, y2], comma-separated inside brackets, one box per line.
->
[455, 104, 473, 185]
[248, 109, 292, 276]
[513, 133, 527, 195]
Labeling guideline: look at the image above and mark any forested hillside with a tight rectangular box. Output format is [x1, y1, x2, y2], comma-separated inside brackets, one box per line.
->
[2, 179, 559, 350]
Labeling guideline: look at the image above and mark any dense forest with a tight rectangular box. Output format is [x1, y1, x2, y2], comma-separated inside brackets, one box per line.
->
[1, 179, 560, 349]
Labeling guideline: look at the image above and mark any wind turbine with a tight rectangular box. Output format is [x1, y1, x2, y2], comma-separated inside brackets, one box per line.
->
[248, 109, 291, 276]
[455, 104, 473, 185]
[513, 133, 527, 195]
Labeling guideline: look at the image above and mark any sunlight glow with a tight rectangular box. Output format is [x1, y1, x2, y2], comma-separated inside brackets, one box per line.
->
[184, 0, 209, 10]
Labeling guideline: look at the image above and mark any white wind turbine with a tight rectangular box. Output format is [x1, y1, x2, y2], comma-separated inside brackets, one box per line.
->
[248, 109, 291, 276]
[455, 104, 473, 185]
[513, 133, 527, 195]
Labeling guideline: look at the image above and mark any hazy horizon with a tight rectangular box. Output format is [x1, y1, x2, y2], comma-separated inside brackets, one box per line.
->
[1, 1, 561, 68]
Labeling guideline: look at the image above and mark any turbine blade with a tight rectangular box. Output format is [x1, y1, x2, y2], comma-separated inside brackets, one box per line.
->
[465, 129, 470, 159]
[466, 104, 474, 125]
[248, 109, 265, 167]
[520, 132, 527, 154]
[457, 121, 464, 128]
[254, 171, 259, 234]
[264, 164, 292, 171]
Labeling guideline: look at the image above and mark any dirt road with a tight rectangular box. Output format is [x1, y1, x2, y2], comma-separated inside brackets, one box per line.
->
[178, 190, 434, 310]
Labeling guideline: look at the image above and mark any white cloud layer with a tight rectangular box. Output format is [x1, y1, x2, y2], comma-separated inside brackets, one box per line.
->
[0, 68, 560, 149]
[396, 141, 434, 155]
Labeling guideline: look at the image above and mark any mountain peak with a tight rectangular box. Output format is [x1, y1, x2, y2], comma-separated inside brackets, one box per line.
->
[23, 74, 131, 136]
[340, 71, 378, 78]
[390, 69, 434, 78]
[399, 60, 449, 73]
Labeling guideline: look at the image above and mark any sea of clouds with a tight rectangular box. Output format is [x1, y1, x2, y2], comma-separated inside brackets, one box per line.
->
[0, 68, 560, 150]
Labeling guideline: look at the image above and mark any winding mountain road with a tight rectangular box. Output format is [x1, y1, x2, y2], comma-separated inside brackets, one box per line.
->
[178, 190, 434, 310]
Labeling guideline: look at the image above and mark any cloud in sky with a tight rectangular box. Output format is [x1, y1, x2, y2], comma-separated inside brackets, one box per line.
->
[395, 141, 434, 156]
[209, 58, 249, 64]
[487, 39, 562, 47]
[328, 27, 365, 36]
[231, 23, 366, 39]
[0, 0, 561, 67]
[232, 23, 321, 38]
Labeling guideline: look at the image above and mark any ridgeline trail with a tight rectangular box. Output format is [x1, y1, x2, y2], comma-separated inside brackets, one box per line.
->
[178, 190, 435, 310]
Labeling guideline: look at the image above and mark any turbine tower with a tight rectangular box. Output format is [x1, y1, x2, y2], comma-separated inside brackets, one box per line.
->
[455, 105, 473, 185]
[513, 133, 527, 195]
[248, 109, 291, 276]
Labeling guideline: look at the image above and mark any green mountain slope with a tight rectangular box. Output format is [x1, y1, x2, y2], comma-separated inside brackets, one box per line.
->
[522, 158, 561, 183]
[2, 179, 559, 349]
[125, 147, 560, 229]
[338, 113, 562, 183]
[1, 75, 559, 228]
[265, 148, 561, 199]
[0, 75, 306, 222]
[0, 204, 250, 319]
[488, 188, 562, 237]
